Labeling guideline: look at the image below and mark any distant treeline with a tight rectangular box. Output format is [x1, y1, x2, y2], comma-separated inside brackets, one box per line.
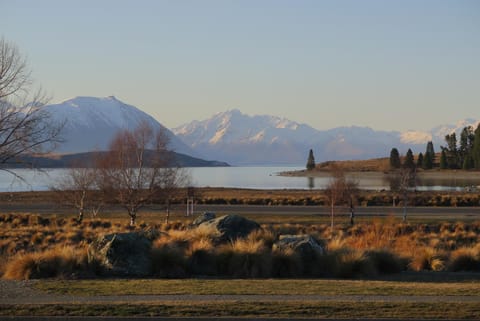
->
[390, 124, 480, 170]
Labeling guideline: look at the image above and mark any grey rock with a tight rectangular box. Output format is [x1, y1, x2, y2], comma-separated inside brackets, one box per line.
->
[196, 214, 261, 243]
[273, 234, 325, 259]
[191, 212, 216, 227]
[88, 232, 153, 277]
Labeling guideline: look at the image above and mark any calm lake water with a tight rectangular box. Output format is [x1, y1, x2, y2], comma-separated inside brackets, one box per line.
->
[0, 167, 478, 192]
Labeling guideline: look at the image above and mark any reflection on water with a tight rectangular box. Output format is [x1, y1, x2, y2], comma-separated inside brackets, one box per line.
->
[0, 167, 479, 192]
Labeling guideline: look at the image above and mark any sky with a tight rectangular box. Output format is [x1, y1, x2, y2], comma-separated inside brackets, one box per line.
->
[1, 0, 479, 132]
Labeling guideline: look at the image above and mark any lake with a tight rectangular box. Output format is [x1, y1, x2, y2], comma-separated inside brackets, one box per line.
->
[0, 167, 479, 192]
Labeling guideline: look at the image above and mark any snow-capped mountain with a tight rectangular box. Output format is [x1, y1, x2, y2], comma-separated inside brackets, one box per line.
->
[173, 110, 410, 165]
[44, 96, 477, 166]
[173, 110, 479, 165]
[400, 118, 480, 147]
[45, 96, 194, 155]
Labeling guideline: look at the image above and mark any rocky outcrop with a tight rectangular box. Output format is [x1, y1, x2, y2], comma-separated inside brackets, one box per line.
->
[88, 232, 154, 276]
[273, 235, 325, 259]
[195, 214, 261, 243]
[191, 212, 216, 227]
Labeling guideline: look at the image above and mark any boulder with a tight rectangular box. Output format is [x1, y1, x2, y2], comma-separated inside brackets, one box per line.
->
[191, 212, 216, 227]
[273, 235, 325, 259]
[196, 214, 261, 243]
[88, 232, 153, 276]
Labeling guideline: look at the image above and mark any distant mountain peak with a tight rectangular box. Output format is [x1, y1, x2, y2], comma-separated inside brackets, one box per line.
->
[173, 109, 479, 165]
[45, 96, 195, 156]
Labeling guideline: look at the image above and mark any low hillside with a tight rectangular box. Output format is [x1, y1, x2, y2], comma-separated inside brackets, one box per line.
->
[5, 151, 229, 168]
[315, 158, 390, 172]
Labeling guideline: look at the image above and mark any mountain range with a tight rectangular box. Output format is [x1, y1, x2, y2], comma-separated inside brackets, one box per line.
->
[43, 96, 478, 166]
[173, 109, 479, 165]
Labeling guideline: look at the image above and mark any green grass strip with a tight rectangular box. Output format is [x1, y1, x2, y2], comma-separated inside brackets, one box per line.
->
[35, 278, 480, 297]
[2, 302, 480, 319]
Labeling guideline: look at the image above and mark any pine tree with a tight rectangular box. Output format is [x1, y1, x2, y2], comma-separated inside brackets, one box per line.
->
[306, 149, 316, 171]
[459, 126, 475, 169]
[473, 124, 480, 169]
[417, 152, 424, 168]
[440, 148, 448, 169]
[463, 154, 474, 170]
[389, 148, 401, 169]
[403, 149, 415, 169]
[424, 141, 435, 169]
[444, 132, 459, 169]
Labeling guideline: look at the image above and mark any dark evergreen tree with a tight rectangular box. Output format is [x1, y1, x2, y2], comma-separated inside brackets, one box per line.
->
[440, 148, 448, 169]
[306, 149, 316, 171]
[403, 149, 415, 169]
[417, 152, 424, 168]
[389, 148, 401, 169]
[424, 141, 435, 169]
[444, 132, 459, 169]
[473, 124, 480, 169]
[463, 154, 474, 170]
[459, 126, 475, 169]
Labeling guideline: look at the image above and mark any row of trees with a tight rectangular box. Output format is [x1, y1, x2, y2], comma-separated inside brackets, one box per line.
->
[440, 125, 480, 170]
[389, 124, 480, 171]
[54, 122, 188, 225]
[389, 141, 436, 171]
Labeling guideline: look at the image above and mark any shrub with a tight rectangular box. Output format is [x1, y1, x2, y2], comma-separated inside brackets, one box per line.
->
[409, 247, 445, 272]
[151, 244, 187, 278]
[365, 250, 404, 274]
[217, 236, 272, 278]
[3, 246, 89, 280]
[271, 248, 302, 277]
[448, 247, 480, 272]
[331, 248, 377, 278]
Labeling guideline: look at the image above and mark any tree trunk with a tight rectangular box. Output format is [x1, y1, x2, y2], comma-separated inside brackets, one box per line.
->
[77, 190, 86, 223]
[129, 210, 137, 226]
[349, 201, 355, 226]
[77, 208, 84, 223]
[165, 199, 170, 224]
[330, 202, 334, 233]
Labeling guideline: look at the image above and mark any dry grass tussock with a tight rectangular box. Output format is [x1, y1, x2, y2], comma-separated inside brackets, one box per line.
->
[1, 213, 480, 279]
[3, 246, 89, 280]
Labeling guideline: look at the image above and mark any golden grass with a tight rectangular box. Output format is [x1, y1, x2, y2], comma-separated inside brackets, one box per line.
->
[3, 246, 88, 280]
[1, 213, 480, 279]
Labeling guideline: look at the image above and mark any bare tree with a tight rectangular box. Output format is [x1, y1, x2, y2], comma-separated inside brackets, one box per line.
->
[97, 121, 187, 225]
[388, 167, 416, 221]
[324, 166, 359, 233]
[52, 166, 102, 223]
[0, 37, 63, 174]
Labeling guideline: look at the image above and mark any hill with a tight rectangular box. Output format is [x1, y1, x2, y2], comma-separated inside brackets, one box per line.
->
[5, 151, 229, 169]
[44, 96, 195, 156]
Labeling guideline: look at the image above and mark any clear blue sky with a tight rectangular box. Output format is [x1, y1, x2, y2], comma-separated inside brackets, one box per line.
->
[1, 0, 479, 131]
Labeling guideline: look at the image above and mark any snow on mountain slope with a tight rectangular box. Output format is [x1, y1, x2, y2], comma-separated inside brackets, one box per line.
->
[173, 109, 479, 165]
[430, 118, 480, 146]
[45, 96, 194, 155]
[173, 110, 414, 165]
[400, 131, 432, 145]
[175, 109, 319, 146]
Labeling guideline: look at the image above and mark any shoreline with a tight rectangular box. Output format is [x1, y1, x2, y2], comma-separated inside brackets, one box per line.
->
[279, 169, 480, 181]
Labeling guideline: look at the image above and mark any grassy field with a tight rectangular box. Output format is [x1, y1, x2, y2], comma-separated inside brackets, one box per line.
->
[2, 302, 480, 319]
[35, 277, 480, 296]
[1, 205, 480, 318]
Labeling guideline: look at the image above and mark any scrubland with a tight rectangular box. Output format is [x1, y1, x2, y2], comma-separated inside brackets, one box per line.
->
[1, 213, 479, 280]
